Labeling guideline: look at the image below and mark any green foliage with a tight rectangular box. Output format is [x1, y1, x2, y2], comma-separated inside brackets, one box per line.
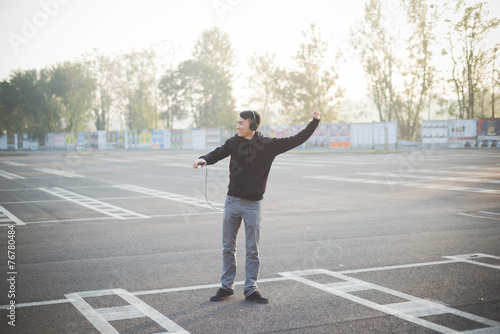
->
[47, 62, 95, 133]
[397, 0, 439, 140]
[446, 0, 500, 119]
[248, 24, 342, 124]
[0, 69, 60, 139]
[159, 27, 236, 129]
[82, 51, 122, 131]
[351, 0, 397, 123]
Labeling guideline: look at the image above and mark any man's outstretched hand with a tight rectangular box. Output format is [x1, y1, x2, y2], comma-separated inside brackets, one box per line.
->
[313, 110, 321, 120]
[192, 159, 206, 168]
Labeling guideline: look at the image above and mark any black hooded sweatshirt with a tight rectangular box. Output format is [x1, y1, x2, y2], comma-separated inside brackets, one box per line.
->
[200, 118, 320, 201]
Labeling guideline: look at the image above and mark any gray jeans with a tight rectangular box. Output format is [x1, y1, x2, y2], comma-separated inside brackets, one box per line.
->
[221, 195, 262, 297]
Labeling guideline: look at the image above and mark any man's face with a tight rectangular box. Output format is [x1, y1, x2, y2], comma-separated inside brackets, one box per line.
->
[236, 116, 253, 139]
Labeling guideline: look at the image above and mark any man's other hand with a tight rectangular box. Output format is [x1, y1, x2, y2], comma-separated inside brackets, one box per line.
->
[193, 159, 206, 168]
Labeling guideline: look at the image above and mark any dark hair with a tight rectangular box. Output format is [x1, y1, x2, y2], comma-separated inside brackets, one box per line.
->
[240, 110, 261, 127]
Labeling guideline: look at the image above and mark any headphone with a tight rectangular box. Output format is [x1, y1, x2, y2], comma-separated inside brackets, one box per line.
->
[250, 111, 258, 131]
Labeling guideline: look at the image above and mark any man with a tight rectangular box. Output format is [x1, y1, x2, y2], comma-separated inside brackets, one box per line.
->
[193, 110, 320, 304]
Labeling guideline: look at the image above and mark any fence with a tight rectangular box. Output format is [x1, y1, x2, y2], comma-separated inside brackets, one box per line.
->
[1, 118, 498, 151]
[422, 118, 500, 148]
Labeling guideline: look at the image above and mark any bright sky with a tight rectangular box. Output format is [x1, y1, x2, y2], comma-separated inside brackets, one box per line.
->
[0, 0, 388, 101]
[1, 0, 499, 105]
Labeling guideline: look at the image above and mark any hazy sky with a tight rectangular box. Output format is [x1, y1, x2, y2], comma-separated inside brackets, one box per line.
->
[1, 0, 499, 104]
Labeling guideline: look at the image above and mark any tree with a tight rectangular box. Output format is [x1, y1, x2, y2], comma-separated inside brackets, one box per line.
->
[193, 27, 235, 78]
[246, 51, 282, 123]
[153, 41, 181, 129]
[158, 68, 184, 129]
[0, 74, 28, 135]
[288, 23, 343, 123]
[0, 69, 60, 139]
[398, 0, 439, 139]
[81, 50, 121, 131]
[120, 49, 158, 130]
[124, 81, 153, 130]
[172, 59, 234, 128]
[445, 0, 499, 119]
[351, 0, 398, 122]
[48, 62, 95, 133]
[185, 27, 236, 128]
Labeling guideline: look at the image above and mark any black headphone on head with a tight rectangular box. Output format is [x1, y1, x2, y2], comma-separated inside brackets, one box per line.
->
[250, 111, 258, 131]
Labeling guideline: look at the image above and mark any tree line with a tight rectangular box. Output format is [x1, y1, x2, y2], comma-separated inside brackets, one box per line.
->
[0, 0, 498, 141]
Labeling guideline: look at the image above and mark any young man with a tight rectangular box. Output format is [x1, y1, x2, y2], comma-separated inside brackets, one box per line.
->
[193, 110, 320, 304]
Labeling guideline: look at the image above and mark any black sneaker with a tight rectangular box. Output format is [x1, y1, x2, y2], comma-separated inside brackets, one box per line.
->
[210, 288, 234, 301]
[245, 291, 269, 304]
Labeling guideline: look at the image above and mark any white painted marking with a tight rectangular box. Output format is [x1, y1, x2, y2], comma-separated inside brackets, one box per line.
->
[27, 217, 116, 225]
[0, 169, 26, 179]
[163, 163, 230, 171]
[276, 158, 369, 166]
[306, 175, 500, 194]
[404, 183, 500, 194]
[360, 172, 500, 184]
[113, 288, 189, 333]
[479, 211, 500, 216]
[444, 254, 500, 270]
[135, 276, 288, 297]
[325, 281, 371, 292]
[458, 212, 500, 221]
[114, 184, 223, 209]
[3, 252, 499, 334]
[384, 300, 448, 318]
[12, 207, 221, 226]
[0, 160, 26, 166]
[96, 305, 144, 322]
[280, 271, 456, 333]
[0, 205, 25, 226]
[280, 269, 500, 333]
[0, 257, 461, 309]
[39, 187, 150, 220]
[305, 175, 402, 185]
[338, 260, 457, 275]
[453, 166, 500, 171]
[416, 169, 500, 176]
[0, 195, 154, 205]
[65, 292, 119, 334]
[34, 168, 85, 178]
[95, 157, 134, 163]
[67, 289, 189, 334]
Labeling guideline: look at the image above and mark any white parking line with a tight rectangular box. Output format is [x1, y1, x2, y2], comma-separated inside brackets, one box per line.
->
[114, 184, 223, 209]
[417, 169, 500, 176]
[279, 268, 500, 333]
[162, 163, 230, 171]
[66, 289, 189, 334]
[34, 168, 85, 178]
[443, 254, 500, 271]
[457, 212, 500, 221]
[0, 169, 26, 179]
[95, 157, 135, 163]
[0, 161, 26, 166]
[306, 175, 500, 194]
[359, 172, 500, 184]
[39, 187, 150, 220]
[0, 205, 25, 226]
[2, 253, 499, 333]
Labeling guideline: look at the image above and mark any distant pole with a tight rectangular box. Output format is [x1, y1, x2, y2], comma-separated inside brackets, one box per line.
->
[493, 48, 497, 119]
[385, 121, 388, 152]
[428, 97, 431, 120]
[492, 69, 495, 119]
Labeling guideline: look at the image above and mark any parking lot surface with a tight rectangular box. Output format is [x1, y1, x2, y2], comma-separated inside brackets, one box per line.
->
[0, 148, 499, 333]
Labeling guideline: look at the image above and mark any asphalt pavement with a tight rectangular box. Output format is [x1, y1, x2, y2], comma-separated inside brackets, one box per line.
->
[0, 148, 499, 333]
